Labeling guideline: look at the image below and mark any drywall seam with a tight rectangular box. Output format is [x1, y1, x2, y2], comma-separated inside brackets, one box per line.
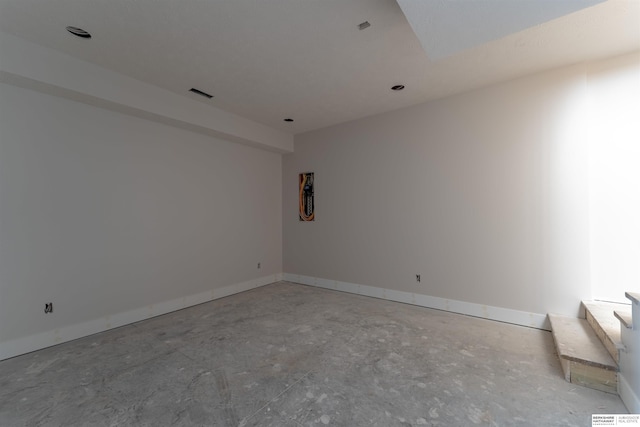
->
[0, 273, 283, 361]
[283, 273, 549, 330]
[618, 373, 640, 414]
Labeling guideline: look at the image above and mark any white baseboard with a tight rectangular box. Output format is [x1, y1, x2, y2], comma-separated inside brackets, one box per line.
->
[1, 272, 550, 361]
[0, 273, 283, 361]
[619, 372, 640, 414]
[283, 273, 549, 331]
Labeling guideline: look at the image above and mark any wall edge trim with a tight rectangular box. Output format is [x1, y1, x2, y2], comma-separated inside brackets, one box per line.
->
[283, 273, 550, 331]
[0, 273, 284, 361]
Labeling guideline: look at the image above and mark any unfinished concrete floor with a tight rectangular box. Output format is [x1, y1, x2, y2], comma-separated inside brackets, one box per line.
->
[0, 281, 626, 426]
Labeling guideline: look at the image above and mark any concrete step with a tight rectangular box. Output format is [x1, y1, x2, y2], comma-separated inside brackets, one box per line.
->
[548, 313, 618, 394]
[582, 300, 630, 364]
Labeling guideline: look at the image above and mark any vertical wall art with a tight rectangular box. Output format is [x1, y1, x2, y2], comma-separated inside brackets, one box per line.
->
[299, 172, 315, 221]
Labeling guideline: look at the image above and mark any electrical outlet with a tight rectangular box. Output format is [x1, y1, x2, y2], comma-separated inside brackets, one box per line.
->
[416, 274, 421, 283]
[44, 302, 53, 313]
[257, 262, 261, 269]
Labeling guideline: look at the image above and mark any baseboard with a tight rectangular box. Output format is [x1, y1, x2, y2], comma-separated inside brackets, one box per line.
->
[619, 373, 640, 414]
[283, 273, 549, 331]
[0, 273, 283, 361]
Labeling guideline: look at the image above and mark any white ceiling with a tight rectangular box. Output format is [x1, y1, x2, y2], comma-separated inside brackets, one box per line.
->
[397, 0, 605, 60]
[0, 0, 638, 134]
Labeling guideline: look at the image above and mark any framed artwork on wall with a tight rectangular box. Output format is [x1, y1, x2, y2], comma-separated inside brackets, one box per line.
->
[299, 172, 314, 221]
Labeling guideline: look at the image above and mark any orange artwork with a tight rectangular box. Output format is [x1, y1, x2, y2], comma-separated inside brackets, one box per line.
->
[299, 172, 314, 221]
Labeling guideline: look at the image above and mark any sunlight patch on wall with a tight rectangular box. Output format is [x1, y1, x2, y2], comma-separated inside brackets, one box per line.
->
[588, 58, 640, 303]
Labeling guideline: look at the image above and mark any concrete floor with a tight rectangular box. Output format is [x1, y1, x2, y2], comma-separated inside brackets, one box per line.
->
[0, 281, 626, 426]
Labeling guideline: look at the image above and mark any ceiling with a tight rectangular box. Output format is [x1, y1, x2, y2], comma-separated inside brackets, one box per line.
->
[0, 0, 638, 135]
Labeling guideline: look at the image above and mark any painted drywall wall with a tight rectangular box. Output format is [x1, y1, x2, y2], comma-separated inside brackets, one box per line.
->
[0, 82, 282, 358]
[283, 58, 618, 318]
[0, 31, 294, 153]
[587, 53, 640, 303]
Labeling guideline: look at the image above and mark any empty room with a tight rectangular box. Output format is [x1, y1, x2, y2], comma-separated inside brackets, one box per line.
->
[1, 0, 639, 425]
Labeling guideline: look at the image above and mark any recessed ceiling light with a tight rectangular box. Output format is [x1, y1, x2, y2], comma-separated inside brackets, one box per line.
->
[189, 88, 213, 99]
[66, 26, 91, 39]
[358, 21, 371, 30]
[284, 118, 294, 122]
[391, 85, 405, 91]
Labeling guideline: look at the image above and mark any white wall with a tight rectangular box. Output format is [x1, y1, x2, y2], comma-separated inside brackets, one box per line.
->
[0, 82, 282, 359]
[0, 31, 294, 153]
[283, 59, 612, 320]
[587, 54, 640, 303]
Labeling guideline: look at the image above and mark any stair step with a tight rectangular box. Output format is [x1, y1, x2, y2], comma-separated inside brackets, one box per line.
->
[626, 292, 640, 305]
[614, 310, 633, 329]
[548, 314, 618, 394]
[549, 314, 618, 370]
[582, 300, 629, 363]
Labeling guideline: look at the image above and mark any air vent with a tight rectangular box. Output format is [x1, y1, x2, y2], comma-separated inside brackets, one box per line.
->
[66, 26, 91, 39]
[358, 21, 371, 30]
[189, 88, 213, 99]
[284, 118, 294, 122]
[391, 85, 405, 91]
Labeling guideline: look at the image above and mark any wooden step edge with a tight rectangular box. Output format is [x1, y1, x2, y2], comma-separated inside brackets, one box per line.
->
[585, 311, 620, 365]
[614, 310, 633, 329]
[569, 361, 618, 395]
[581, 301, 626, 364]
[626, 292, 640, 305]
[558, 353, 618, 371]
[548, 314, 618, 372]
